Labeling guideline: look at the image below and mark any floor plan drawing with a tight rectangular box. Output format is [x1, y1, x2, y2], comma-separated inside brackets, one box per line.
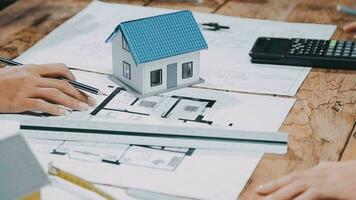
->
[6, 69, 296, 199]
[27, 137, 263, 200]
[49, 140, 195, 171]
[85, 85, 295, 132]
[90, 87, 222, 127]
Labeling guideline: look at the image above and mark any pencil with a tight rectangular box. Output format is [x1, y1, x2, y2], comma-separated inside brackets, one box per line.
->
[0, 57, 106, 96]
[48, 162, 116, 200]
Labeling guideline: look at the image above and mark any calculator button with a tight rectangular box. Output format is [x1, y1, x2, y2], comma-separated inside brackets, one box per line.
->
[329, 40, 337, 46]
[326, 50, 333, 55]
[334, 52, 341, 56]
[327, 47, 335, 52]
[344, 51, 351, 56]
[292, 39, 300, 44]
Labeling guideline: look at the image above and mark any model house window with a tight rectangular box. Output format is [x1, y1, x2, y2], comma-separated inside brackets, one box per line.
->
[123, 61, 131, 80]
[122, 37, 130, 52]
[150, 69, 162, 87]
[182, 62, 193, 79]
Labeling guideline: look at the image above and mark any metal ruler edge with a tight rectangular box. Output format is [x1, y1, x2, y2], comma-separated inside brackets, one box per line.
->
[2, 117, 288, 154]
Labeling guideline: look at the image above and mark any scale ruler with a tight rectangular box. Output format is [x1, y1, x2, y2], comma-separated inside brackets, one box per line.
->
[12, 118, 287, 154]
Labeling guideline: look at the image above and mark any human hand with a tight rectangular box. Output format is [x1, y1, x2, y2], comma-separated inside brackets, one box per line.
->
[343, 21, 356, 38]
[0, 63, 96, 115]
[255, 160, 356, 200]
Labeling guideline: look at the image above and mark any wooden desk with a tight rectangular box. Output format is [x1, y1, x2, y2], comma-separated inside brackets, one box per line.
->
[0, 0, 355, 199]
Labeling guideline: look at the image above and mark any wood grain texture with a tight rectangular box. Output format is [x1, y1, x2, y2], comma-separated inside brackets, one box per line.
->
[0, 0, 355, 199]
[0, 0, 87, 59]
[147, 0, 226, 13]
[0, 0, 147, 60]
[230, 0, 356, 199]
[341, 125, 356, 160]
[238, 69, 356, 199]
[216, 0, 300, 20]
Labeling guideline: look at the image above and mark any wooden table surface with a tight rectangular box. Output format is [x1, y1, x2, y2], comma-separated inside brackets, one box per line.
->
[0, 0, 355, 199]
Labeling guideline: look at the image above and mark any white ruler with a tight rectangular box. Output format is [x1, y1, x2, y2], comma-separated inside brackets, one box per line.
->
[11, 118, 287, 154]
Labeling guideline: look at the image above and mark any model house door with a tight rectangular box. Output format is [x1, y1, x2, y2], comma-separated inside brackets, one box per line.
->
[167, 63, 177, 89]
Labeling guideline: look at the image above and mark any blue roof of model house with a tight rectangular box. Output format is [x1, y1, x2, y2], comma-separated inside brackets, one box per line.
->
[106, 10, 208, 64]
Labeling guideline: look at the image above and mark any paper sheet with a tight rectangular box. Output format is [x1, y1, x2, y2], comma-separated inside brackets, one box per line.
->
[89, 83, 295, 132]
[29, 139, 263, 200]
[10, 69, 295, 133]
[198, 15, 335, 95]
[16, 1, 336, 96]
[10, 70, 295, 200]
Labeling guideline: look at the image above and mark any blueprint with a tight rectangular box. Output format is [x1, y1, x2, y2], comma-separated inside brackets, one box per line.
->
[61, 70, 295, 132]
[29, 138, 264, 200]
[16, 1, 336, 96]
[13, 70, 295, 200]
[30, 140, 192, 172]
[9, 69, 294, 133]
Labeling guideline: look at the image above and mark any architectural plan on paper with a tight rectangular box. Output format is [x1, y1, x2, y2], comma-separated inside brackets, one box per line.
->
[16, 1, 336, 96]
[89, 86, 295, 132]
[2, 70, 293, 200]
[33, 140, 194, 172]
[5, 69, 294, 135]
[45, 70, 295, 133]
[28, 138, 263, 200]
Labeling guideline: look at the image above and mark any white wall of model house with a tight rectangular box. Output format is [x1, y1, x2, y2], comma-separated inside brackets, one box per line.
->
[112, 31, 142, 92]
[112, 31, 200, 95]
[141, 51, 200, 94]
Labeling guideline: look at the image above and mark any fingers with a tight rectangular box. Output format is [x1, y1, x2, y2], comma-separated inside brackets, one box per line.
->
[343, 21, 356, 33]
[31, 88, 90, 111]
[25, 99, 70, 116]
[256, 172, 299, 195]
[262, 182, 306, 200]
[36, 78, 95, 106]
[27, 63, 76, 80]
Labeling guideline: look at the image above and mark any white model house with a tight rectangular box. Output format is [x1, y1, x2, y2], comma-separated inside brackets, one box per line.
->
[106, 10, 208, 97]
[0, 121, 49, 200]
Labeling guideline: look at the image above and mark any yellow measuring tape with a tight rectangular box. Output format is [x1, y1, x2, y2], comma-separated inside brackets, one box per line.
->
[48, 162, 116, 200]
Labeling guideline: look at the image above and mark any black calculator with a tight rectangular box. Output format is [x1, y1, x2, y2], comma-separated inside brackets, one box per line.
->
[249, 37, 356, 70]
